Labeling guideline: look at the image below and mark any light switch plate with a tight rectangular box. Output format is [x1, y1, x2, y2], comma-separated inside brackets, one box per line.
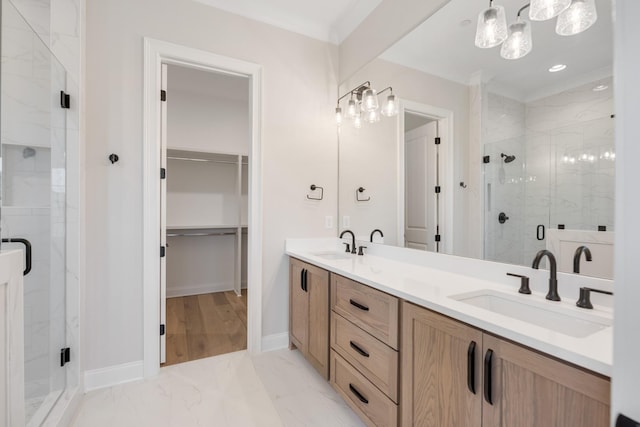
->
[343, 216, 351, 228]
[325, 216, 333, 229]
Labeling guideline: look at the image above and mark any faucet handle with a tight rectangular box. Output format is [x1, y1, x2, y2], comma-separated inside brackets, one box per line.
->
[576, 287, 613, 309]
[506, 273, 531, 294]
[343, 242, 351, 253]
[358, 246, 367, 256]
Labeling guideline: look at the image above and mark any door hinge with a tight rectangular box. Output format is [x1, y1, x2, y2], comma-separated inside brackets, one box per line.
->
[160, 168, 166, 179]
[483, 155, 490, 164]
[435, 186, 441, 194]
[160, 246, 166, 257]
[160, 324, 165, 336]
[435, 137, 441, 145]
[60, 91, 70, 109]
[435, 234, 441, 242]
[161, 90, 167, 102]
[60, 347, 71, 367]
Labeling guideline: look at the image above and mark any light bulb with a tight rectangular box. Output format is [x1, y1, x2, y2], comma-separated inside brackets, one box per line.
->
[361, 88, 379, 112]
[335, 107, 343, 126]
[556, 0, 597, 36]
[353, 112, 363, 129]
[346, 99, 357, 119]
[364, 109, 380, 123]
[381, 94, 399, 117]
[529, 0, 571, 21]
[500, 18, 532, 60]
[475, 4, 508, 48]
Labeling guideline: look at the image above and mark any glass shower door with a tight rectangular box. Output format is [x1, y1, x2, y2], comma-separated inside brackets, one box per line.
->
[1, 1, 67, 424]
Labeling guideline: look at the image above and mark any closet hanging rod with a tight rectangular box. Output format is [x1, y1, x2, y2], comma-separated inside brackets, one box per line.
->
[167, 156, 249, 165]
[167, 231, 237, 237]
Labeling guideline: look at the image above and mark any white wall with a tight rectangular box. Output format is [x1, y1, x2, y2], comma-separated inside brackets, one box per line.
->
[85, 0, 338, 371]
[612, 0, 640, 424]
[339, 58, 470, 255]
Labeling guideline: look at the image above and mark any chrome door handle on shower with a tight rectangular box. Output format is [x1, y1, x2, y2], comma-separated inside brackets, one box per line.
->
[2, 238, 32, 275]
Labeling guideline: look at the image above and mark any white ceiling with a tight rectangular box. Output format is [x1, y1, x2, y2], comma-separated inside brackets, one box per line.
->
[380, 0, 613, 101]
[193, 0, 382, 44]
[167, 64, 249, 102]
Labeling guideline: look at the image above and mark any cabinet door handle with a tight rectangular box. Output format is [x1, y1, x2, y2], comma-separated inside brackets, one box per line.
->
[300, 269, 305, 292]
[350, 341, 370, 358]
[349, 383, 369, 404]
[467, 341, 476, 394]
[349, 299, 369, 311]
[303, 269, 308, 292]
[484, 349, 494, 405]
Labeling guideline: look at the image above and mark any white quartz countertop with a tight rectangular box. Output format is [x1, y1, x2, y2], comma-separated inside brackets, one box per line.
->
[286, 239, 613, 377]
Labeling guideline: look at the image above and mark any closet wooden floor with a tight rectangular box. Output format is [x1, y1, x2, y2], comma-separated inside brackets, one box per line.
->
[163, 290, 247, 366]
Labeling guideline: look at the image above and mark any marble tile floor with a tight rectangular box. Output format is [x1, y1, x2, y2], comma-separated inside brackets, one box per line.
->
[72, 349, 365, 427]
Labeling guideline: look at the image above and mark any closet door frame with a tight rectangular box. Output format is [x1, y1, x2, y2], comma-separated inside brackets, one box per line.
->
[143, 38, 263, 378]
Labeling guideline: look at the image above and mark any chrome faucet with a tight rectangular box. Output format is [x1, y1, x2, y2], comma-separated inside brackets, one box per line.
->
[573, 246, 592, 274]
[370, 229, 384, 243]
[532, 250, 560, 301]
[340, 230, 357, 254]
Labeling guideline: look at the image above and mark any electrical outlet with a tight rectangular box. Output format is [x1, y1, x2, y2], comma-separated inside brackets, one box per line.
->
[343, 216, 351, 228]
[325, 216, 333, 229]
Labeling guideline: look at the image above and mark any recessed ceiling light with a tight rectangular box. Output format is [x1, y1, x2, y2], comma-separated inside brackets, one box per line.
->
[460, 19, 472, 27]
[548, 64, 567, 73]
[593, 84, 609, 92]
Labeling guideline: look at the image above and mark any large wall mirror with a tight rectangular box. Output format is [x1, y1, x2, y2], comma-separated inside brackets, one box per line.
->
[337, 0, 613, 279]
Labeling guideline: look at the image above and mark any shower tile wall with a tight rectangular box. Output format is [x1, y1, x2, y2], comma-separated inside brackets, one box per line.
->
[484, 77, 614, 266]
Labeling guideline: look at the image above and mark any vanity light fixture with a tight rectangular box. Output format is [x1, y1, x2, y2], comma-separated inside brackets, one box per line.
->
[548, 63, 567, 72]
[335, 81, 398, 128]
[556, 0, 597, 36]
[475, 0, 508, 48]
[501, 4, 533, 60]
[475, 0, 596, 60]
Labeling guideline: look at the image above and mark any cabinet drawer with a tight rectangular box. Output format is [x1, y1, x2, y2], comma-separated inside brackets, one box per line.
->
[331, 274, 399, 349]
[330, 350, 397, 427]
[331, 312, 398, 402]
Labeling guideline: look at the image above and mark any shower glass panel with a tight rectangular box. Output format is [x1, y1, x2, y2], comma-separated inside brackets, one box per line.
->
[1, 0, 67, 424]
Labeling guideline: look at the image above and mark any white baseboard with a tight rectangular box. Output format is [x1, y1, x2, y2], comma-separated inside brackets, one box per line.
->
[166, 283, 233, 298]
[84, 361, 144, 392]
[261, 332, 289, 352]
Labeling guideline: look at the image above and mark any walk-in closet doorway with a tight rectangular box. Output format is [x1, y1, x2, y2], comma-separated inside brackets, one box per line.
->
[158, 63, 251, 366]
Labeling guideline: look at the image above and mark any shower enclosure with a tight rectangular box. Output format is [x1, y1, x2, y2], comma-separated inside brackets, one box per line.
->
[484, 115, 615, 266]
[1, 1, 75, 424]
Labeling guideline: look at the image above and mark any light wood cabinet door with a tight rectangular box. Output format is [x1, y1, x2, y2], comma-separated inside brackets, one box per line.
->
[482, 334, 610, 427]
[401, 302, 483, 427]
[289, 259, 308, 353]
[289, 258, 330, 379]
[307, 264, 330, 378]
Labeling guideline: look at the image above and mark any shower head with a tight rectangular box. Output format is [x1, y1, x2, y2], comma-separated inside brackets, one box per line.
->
[501, 153, 516, 163]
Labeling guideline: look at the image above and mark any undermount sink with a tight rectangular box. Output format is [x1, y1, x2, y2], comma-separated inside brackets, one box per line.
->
[311, 251, 353, 261]
[451, 290, 612, 338]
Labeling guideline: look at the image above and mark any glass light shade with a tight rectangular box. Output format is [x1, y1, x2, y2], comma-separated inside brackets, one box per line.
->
[364, 109, 380, 123]
[353, 112, 363, 129]
[475, 5, 508, 48]
[361, 88, 379, 112]
[556, 0, 597, 36]
[381, 94, 399, 117]
[346, 99, 358, 118]
[500, 19, 532, 60]
[529, 0, 571, 21]
[335, 107, 343, 126]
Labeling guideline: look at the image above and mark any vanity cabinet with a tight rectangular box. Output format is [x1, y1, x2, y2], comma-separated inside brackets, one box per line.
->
[401, 301, 611, 427]
[289, 258, 330, 379]
[330, 274, 400, 427]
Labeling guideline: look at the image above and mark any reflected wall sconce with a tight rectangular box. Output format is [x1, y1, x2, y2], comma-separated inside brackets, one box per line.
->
[335, 81, 398, 127]
[475, 0, 597, 60]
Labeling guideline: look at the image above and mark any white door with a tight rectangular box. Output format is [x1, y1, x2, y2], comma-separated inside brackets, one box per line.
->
[405, 121, 439, 251]
[160, 64, 168, 364]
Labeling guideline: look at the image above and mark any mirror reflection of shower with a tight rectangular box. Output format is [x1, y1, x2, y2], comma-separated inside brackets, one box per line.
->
[501, 153, 516, 163]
